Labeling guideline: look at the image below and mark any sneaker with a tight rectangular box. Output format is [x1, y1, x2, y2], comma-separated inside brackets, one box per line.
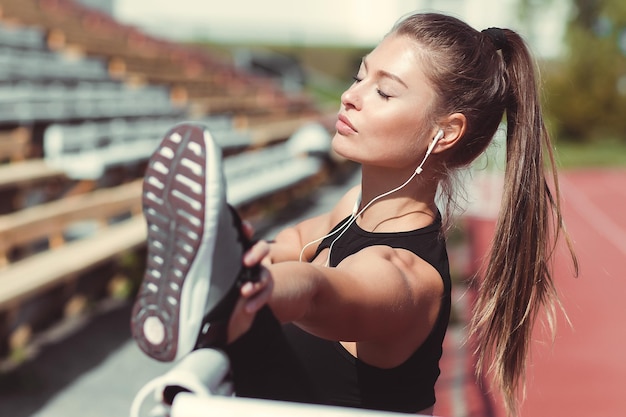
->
[130, 348, 234, 417]
[131, 122, 259, 362]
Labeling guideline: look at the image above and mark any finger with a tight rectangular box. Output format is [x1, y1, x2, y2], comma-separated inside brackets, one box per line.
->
[239, 272, 272, 309]
[244, 278, 273, 314]
[240, 269, 270, 297]
[243, 240, 270, 267]
[227, 272, 273, 344]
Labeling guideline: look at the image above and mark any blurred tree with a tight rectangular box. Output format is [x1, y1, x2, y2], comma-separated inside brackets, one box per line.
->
[542, 0, 626, 141]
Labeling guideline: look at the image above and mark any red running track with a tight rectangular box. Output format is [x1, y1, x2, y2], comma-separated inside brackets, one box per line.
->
[434, 168, 626, 417]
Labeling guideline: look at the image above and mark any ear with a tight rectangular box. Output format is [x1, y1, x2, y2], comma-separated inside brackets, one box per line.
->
[432, 113, 466, 154]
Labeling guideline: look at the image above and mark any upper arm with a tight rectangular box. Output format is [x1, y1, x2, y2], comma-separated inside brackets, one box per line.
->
[295, 245, 444, 345]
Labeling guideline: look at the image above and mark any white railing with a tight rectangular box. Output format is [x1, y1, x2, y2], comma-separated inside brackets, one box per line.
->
[171, 395, 426, 417]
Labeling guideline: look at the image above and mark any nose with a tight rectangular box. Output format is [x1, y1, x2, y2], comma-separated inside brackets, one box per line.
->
[340, 83, 362, 110]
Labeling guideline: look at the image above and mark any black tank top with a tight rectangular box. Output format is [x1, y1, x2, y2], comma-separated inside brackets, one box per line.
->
[283, 215, 452, 413]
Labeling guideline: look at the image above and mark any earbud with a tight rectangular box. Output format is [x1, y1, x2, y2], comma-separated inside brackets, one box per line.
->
[428, 129, 445, 154]
[415, 129, 444, 174]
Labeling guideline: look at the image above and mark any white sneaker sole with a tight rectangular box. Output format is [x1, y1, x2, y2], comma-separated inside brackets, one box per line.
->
[131, 123, 235, 362]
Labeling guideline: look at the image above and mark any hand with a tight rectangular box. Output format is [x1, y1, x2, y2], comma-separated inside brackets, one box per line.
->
[241, 220, 273, 267]
[227, 224, 274, 344]
[226, 267, 273, 344]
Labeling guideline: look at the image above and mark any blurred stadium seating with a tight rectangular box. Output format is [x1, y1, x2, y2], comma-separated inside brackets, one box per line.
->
[0, 0, 335, 362]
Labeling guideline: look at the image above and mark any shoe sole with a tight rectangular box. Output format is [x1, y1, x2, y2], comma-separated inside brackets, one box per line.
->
[131, 123, 227, 362]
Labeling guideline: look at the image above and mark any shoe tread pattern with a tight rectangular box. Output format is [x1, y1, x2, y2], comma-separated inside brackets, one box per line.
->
[132, 124, 208, 362]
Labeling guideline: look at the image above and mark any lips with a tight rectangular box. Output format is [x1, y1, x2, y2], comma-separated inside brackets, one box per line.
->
[336, 114, 357, 135]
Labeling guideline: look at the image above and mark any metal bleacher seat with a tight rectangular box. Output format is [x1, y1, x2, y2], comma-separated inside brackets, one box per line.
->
[0, 21, 45, 49]
[43, 117, 330, 205]
[0, 46, 110, 83]
[0, 20, 110, 84]
[0, 18, 183, 123]
[0, 80, 183, 123]
[43, 116, 249, 179]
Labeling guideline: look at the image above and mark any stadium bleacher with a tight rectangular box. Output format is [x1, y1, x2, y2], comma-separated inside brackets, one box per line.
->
[0, 0, 333, 362]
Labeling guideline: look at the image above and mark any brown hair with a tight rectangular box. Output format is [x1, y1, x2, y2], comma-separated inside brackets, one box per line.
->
[391, 13, 578, 415]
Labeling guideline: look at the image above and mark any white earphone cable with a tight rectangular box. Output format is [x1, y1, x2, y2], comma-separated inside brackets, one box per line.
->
[299, 129, 444, 266]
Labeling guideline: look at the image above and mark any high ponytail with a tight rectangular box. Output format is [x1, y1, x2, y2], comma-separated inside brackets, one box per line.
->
[469, 29, 579, 415]
[391, 14, 578, 416]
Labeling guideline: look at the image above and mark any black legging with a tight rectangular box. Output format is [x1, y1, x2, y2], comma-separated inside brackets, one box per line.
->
[224, 306, 320, 404]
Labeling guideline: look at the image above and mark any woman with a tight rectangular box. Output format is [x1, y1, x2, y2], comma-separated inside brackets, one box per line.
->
[227, 11, 579, 415]
[132, 12, 577, 416]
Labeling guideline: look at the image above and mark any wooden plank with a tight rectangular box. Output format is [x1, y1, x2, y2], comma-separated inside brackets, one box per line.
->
[0, 180, 142, 254]
[0, 216, 146, 310]
[248, 117, 313, 145]
[0, 127, 31, 162]
[0, 160, 66, 191]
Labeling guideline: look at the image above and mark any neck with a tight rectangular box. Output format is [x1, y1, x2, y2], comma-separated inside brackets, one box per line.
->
[357, 165, 438, 232]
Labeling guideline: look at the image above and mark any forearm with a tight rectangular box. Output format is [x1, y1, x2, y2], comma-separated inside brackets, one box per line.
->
[266, 261, 325, 324]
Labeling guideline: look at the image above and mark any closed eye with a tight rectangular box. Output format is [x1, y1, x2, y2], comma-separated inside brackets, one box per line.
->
[377, 89, 391, 100]
[352, 75, 392, 100]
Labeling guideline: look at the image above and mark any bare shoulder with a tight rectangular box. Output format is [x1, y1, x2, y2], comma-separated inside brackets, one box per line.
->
[273, 185, 361, 262]
[295, 185, 361, 241]
[393, 246, 445, 305]
[342, 245, 444, 298]
[337, 245, 445, 366]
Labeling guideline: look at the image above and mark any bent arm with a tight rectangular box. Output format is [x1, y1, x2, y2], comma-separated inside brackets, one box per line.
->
[267, 245, 443, 344]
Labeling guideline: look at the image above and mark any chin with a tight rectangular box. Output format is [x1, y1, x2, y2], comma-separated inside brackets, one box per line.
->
[331, 133, 359, 162]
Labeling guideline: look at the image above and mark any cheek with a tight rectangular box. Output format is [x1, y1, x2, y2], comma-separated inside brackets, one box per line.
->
[376, 106, 421, 133]
[376, 114, 423, 150]
[378, 122, 429, 166]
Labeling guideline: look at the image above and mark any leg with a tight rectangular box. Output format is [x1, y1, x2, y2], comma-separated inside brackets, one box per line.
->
[131, 123, 258, 362]
[225, 306, 319, 404]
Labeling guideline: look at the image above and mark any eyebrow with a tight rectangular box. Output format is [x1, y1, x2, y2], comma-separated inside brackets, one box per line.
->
[362, 57, 408, 89]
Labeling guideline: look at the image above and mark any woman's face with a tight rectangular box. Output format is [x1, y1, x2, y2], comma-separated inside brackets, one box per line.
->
[333, 34, 438, 170]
